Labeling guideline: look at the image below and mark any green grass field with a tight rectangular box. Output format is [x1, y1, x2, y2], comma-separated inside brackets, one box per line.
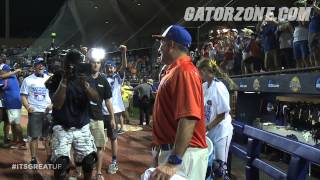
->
[0, 123, 27, 146]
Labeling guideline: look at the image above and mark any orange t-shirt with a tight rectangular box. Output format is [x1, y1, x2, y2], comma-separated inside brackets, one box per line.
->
[152, 55, 207, 148]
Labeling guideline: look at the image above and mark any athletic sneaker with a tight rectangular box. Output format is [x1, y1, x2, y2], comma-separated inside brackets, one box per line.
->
[96, 173, 104, 180]
[76, 166, 82, 177]
[108, 163, 119, 174]
[9, 141, 18, 149]
[18, 141, 27, 150]
[30, 158, 38, 165]
[117, 129, 125, 135]
[10, 141, 26, 149]
[2, 139, 11, 148]
[68, 177, 77, 180]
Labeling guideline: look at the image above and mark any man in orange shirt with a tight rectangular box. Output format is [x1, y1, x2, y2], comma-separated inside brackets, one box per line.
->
[150, 25, 208, 180]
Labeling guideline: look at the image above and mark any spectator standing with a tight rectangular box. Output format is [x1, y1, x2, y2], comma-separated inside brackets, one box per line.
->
[309, 1, 320, 66]
[102, 45, 127, 174]
[277, 21, 294, 69]
[134, 78, 153, 126]
[121, 81, 133, 124]
[293, 22, 310, 68]
[20, 57, 52, 164]
[0, 64, 25, 149]
[88, 55, 115, 180]
[260, 14, 279, 71]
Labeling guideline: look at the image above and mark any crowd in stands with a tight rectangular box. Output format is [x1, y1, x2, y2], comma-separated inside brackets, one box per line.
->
[193, 3, 320, 75]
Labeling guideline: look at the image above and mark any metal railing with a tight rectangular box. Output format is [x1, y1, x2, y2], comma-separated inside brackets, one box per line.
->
[229, 121, 320, 180]
[230, 66, 320, 79]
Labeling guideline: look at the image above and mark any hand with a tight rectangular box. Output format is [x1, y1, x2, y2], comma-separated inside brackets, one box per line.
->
[151, 146, 159, 167]
[60, 78, 68, 88]
[79, 76, 90, 89]
[27, 106, 35, 113]
[206, 125, 210, 132]
[14, 69, 22, 74]
[313, 0, 317, 8]
[119, 45, 127, 52]
[45, 104, 53, 114]
[150, 163, 177, 180]
[110, 116, 116, 129]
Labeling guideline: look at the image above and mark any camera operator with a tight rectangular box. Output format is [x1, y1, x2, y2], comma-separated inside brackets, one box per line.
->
[47, 50, 99, 180]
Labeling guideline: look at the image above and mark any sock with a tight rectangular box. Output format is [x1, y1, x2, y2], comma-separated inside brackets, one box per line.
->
[112, 156, 117, 164]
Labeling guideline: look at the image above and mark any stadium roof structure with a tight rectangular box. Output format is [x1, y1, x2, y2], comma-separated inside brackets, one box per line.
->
[3, 0, 299, 51]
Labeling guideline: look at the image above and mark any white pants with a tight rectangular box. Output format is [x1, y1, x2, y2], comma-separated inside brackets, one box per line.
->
[213, 135, 232, 162]
[158, 147, 208, 180]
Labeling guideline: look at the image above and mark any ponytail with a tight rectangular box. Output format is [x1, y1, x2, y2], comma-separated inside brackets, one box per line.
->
[197, 58, 239, 90]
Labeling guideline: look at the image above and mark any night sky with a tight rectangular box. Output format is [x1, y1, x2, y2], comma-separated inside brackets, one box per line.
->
[0, 0, 65, 38]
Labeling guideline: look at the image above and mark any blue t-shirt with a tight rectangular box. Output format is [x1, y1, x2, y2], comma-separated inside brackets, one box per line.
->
[0, 79, 3, 100]
[261, 23, 278, 51]
[3, 76, 22, 109]
[309, 13, 320, 33]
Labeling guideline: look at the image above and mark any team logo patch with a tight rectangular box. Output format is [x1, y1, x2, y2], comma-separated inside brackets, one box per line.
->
[253, 79, 260, 91]
[290, 76, 301, 93]
[316, 78, 320, 90]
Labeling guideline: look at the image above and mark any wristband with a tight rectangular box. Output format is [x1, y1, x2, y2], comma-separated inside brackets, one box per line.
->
[167, 154, 182, 165]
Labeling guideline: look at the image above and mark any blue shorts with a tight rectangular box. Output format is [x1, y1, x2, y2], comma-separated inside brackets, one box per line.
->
[293, 40, 309, 60]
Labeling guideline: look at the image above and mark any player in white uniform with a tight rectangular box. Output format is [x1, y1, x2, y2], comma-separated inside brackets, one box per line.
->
[197, 59, 234, 180]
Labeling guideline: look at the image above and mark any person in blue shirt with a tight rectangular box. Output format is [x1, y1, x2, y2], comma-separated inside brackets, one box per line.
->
[0, 63, 24, 148]
[309, 1, 320, 66]
[0, 54, 23, 146]
[0, 78, 10, 146]
[259, 14, 279, 71]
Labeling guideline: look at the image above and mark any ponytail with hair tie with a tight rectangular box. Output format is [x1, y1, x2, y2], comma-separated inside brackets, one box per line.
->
[197, 58, 239, 91]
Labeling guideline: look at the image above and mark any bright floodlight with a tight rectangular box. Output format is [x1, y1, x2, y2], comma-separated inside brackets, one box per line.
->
[91, 48, 106, 60]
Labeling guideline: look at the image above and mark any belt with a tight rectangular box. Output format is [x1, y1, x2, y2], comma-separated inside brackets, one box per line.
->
[160, 144, 174, 151]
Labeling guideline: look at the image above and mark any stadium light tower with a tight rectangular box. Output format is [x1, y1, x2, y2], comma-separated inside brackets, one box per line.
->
[5, 0, 10, 39]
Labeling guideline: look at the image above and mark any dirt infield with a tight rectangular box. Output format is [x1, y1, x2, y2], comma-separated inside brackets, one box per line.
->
[0, 114, 153, 180]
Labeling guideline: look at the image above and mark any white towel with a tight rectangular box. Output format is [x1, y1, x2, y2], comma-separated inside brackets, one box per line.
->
[141, 168, 187, 180]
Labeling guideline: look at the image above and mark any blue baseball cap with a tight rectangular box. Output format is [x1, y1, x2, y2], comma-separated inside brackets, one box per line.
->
[34, 57, 45, 66]
[104, 60, 116, 67]
[152, 25, 192, 48]
[0, 64, 11, 72]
